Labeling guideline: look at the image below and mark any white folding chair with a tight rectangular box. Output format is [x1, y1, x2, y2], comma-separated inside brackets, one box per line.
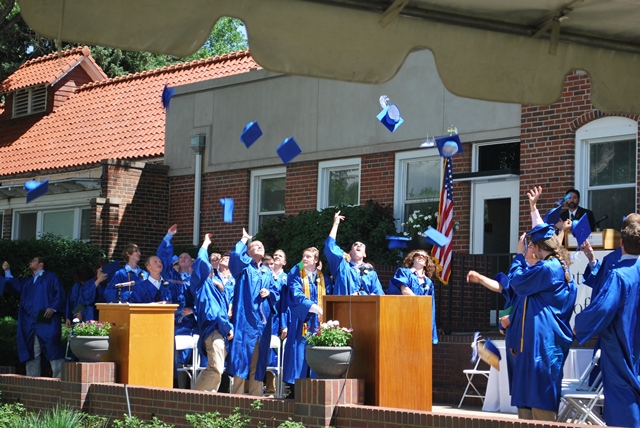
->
[267, 335, 286, 398]
[558, 349, 605, 425]
[175, 335, 200, 389]
[458, 352, 491, 408]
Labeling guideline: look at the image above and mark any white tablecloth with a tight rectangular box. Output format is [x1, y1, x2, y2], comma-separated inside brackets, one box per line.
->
[482, 341, 593, 414]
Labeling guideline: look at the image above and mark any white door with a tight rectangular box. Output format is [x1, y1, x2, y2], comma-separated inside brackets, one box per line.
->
[471, 180, 520, 254]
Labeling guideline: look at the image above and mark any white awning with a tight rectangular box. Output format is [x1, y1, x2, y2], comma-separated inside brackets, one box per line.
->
[18, 0, 640, 114]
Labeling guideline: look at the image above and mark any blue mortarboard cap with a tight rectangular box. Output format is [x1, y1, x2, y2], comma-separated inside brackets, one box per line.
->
[572, 214, 592, 248]
[423, 226, 450, 247]
[172, 255, 179, 264]
[479, 338, 502, 370]
[24, 179, 49, 203]
[525, 223, 556, 242]
[435, 134, 463, 158]
[544, 205, 563, 226]
[240, 121, 263, 148]
[376, 104, 404, 132]
[386, 235, 411, 249]
[101, 261, 121, 279]
[277, 137, 302, 165]
[219, 198, 234, 223]
[162, 85, 175, 110]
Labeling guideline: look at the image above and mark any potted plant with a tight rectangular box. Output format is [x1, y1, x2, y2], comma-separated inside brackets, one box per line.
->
[68, 319, 113, 362]
[305, 320, 353, 378]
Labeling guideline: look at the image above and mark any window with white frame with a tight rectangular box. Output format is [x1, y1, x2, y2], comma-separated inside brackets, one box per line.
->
[394, 150, 442, 231]
[14, 207, 91, 240]
[13, 85, 47, 118]
[250, 167, 286, 234]
[317, 158, 360, 210]
[575, 117, 637, 231]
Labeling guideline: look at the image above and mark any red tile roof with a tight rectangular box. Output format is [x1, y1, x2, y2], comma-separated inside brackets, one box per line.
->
[0, 46, 106, 93]
[0, 50, 260, 177]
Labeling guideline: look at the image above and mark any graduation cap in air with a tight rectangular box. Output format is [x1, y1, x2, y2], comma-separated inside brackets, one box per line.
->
[240, 121, 263, 148]
[544, 205, 563, 226]
[386, 235, 411, 249]
[24, 179, 49, 203]
[526, 223, 556, 242]
[435, 133, 463, 158]
[376, 95, 404, 133]
[423, 226, 450, 247]
[172, 255, 179, 265]
[478, 338, 502, 370]
[101, 260, 121, 281]
[277, 137, 302, 165]
[571, 214, 592, 249]
[219, 198, 234, 223]
[162, 85, 175, 110]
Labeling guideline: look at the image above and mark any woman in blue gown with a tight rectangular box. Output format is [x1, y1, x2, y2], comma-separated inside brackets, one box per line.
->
[387, 249, 438, 344]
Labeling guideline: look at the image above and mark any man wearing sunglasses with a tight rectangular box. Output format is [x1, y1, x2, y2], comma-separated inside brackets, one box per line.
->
[324, 211, 384, 296]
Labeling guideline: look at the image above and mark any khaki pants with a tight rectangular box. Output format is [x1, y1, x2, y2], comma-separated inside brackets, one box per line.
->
[194, 330, 226, 392]
[26, 336, 63, 378]
[231, 341, 263, 396]
[518, 407, 557, 422]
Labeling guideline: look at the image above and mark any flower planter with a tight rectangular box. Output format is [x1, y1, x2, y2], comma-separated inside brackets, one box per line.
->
[69, 336, 109, 362]
[305, 346, 352, 379]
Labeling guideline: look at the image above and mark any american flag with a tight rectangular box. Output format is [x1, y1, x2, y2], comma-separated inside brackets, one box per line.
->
[432, 157, 453, 284]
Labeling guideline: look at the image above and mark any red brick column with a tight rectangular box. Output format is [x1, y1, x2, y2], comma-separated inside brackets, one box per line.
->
[60, 362, 116, 411]
[294, 378, 364, 427]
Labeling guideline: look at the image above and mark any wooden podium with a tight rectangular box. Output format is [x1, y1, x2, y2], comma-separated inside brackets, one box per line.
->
[323, 295, 432, 411]
[96, 303, 178, 388]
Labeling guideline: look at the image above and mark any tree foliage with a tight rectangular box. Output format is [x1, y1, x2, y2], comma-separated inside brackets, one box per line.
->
[0, 1, 248, 82]
[255, 200, 402, 268]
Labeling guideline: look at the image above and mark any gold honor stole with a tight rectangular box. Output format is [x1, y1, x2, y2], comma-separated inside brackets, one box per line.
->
[300, 267, 326, 336]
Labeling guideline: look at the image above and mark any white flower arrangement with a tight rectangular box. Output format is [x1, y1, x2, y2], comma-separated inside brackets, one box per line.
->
[401, 209, 438, 239]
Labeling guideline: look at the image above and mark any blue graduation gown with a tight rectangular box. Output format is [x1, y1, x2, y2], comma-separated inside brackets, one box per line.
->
[228, 241, 278, 381]
[129, 278, 176, 303]
[103, 265, 148, 303]
[282, 264, 329, 384]
[65, 279, 97, 322]
[323, 236, 384, 295]
[191, 247, 233, 358]
[387, 267, 438, 344]
[508, 254, 576, 412]
[5, 272, 66, 363]
[265, 270, 288, 370]
[575, 257, 640, 427]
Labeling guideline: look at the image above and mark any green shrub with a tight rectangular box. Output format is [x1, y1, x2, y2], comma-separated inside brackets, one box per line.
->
[186, 401, 305, 428]
[0, 393, 26, 428]
[111, 415, 173, 428]
[11, 405, 86, 428]
[0, 316, 18, 367]
[255, 200, 401, 267]
[0, 234, 107, 319]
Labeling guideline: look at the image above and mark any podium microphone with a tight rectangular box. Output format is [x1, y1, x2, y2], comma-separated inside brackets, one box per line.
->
[114, 281, 135, 288]
[594, 215, 608, 231]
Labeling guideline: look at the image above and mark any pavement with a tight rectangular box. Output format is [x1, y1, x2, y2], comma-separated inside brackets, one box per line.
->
[432, 403, 518, 420]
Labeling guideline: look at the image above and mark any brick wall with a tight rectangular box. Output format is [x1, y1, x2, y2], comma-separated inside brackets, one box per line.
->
[0, 355, 576, 428]
[96, 159, 171, 260]
[520, 72, 640, 231]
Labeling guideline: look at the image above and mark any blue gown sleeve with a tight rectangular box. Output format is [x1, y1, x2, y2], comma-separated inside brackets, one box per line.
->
[324, 236, 345, 278]
[389, 268, 411, 291]
[229, 241, 251, 278]
[156, 233, 176, 279]
[574, 271, 624, 344]
[287, 266, 314, 320]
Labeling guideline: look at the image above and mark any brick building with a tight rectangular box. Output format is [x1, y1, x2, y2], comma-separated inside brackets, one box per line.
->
[0, 47, 259, 258]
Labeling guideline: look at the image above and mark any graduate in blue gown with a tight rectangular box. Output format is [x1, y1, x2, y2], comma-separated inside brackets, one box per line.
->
[129, 255, 177, 303]
[574, 220, 640, 427]
[282, 248, 327, 386]
[387, 249, 438, 344]
[103, 243, 148, 303]
[65, 264, 107, 326]
[228, 228, 279, 396]
[324, 210, 384, 296]
[191, 233, 234, 392]
[1, 257, 66, 378]
[508, 223, 576, 421]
